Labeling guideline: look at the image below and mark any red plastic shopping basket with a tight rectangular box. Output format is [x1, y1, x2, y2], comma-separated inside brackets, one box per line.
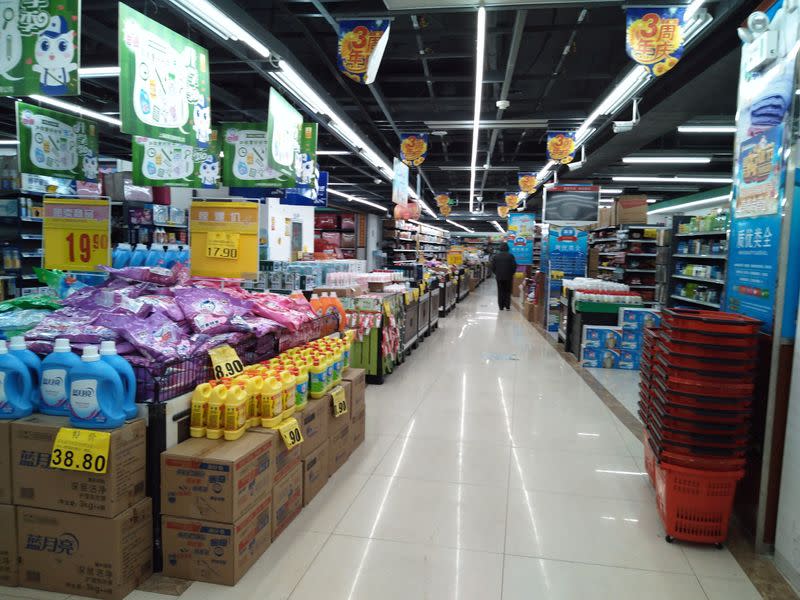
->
[644, 428, 657, 487]
[655, 461, 744, 546]
[662, 308, 761, 336]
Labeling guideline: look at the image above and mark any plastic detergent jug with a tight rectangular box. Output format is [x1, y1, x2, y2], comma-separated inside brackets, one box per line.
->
[235, 374, 262, 428]
[68, 346, 126, 429]
[129, 244, 148, 267]
[0, 340, 33, 419]
[176, 245, 190, 266]
[276, 370, 296, 419]
[309, 356, 327, 399]
[224, 384, 249, 441]
[309, 293, 323, 317]
[323, 351, 334, 391]
[9, 336, 41, 409]
[112, 243, 132, 268]
[40, 338, 82, 416]
[291, 366, 308, 410]
[190, 382, 214, 437]
[144, 245, 165, 267]
[331, 345, 343, 385]
[99, 341, 138, 420]
[206, 382, 228, 439]
[260, 375, 284, 428]
[163, 244, 181, 268]
[327, 292, 347, 331]
[342, 335, 352, 369]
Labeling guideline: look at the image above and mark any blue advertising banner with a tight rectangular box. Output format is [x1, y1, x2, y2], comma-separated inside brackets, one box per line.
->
[316, 171, 329, 207]
[507, 213, 536, 265]
[625, 7, 685, 77]
[337, 19, 391, 85]
[400, 133, 428, 167]
[725, 125, 784, 332]
[548, 225, 588, 276]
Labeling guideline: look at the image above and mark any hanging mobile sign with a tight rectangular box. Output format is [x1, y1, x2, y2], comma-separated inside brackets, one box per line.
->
[221, 122, 274, 188]
[118, 3, 211, 146]
[546, 131, 577, 164]
[625, 7, 685, 77]
[131, 128, 219, 188]
[400, 133, 428, 167]
[505, 192, 521, 209]
[518, 172, 538, 193]
[190, 200, 259, 278]
[16, 101, 99, 184]
[0, 0, 81, 96]
[392, 158, 409, 205]
[43, 196, 111, 272]
[337, 19, 391, 84]
[266, 88, 303, 187]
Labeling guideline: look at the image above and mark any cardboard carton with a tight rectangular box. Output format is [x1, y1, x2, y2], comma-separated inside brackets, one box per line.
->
[0, 504, 17, 586]
[296, 398, 329, 458]
[614, 195, 648, 225]
[343, 368, 366, 418]
[249, 428, 301, 483]
[0, 420, 11, 504]
[161, 433, 275, 523]
[302, 440, 329, 506]
[162, 494, 271, 586]
[351, 409, 366, 453]
[17, 498, 153, 600]
[328, 414, 351, 476]
[11, 415, 146, 518]
[582, 325, 623, 350]
[272, 462, 302, 540]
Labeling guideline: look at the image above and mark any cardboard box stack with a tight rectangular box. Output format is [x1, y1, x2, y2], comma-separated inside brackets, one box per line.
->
[581, 308, 661, 371]
[614, 195, 648, 225]
[7, 415, 151, 600]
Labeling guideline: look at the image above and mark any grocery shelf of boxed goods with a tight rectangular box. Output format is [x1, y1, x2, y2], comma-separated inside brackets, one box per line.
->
[381, 218, 451, 266]
[638, 309, 760, 547]
[667, 212, 730, 312]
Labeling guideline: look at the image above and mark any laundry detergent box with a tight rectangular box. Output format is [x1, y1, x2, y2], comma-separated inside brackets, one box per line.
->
[619, 349, 641, 370]
[0, 504, 17, 587]
[619, 307, 661, 331]
[621, 330, 643, 350]
[581, 346, 621, 369]
[582, 325, 623, 350]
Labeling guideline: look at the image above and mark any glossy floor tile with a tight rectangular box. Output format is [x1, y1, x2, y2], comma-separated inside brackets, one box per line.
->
[8, 284, 765, 600]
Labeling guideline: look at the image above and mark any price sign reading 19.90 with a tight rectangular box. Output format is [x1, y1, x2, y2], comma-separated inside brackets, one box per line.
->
[43, 197, 112, 272]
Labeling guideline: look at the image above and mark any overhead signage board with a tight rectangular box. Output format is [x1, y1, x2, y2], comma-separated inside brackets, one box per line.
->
[131, 128, 219, 188]
[265, 88, 303, 188]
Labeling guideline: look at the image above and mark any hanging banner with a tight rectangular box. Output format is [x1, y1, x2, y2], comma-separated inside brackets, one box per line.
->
[440, 204, 451, 217]
[507, 213, 536, 265]
[131, 128, 219, 188]
[518, 172, 538, 193]
[505, 192, 521, 209]
[119, 3, 211, 146]
[265, 88, 303, 187]
[497, 205, 509, 218]
[392, 158, 409, 205]
[221, 122, 275, 188]
[16, 101, 99, 183]
[297, 123, 319, 189]
[400, 133, 428, 167]
[337, 19, 391, 85]
[546, 131, 577, 164]
[190, 200, 259, 278]
[316, 171, 329, 207]
[625, 7, 685, 77]
[434, 193, 450, 208]
[0, 1, 81, 96]
[43, 197, 110, 272]
[548, 225, 588, 275]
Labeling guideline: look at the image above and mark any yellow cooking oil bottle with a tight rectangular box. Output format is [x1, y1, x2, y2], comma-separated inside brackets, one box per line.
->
[206, 381, 229, 440]
[260, 374, 284, 428]
[190, 382, 214, 438]
[292, 365, 308, 410]
[309, 355, 327, 399]
[223, 383, 249, 441]
[277, 369, 296, 419]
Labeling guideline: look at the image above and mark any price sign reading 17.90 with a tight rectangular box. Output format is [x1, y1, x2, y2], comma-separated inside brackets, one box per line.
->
[43, 197, 112, 272]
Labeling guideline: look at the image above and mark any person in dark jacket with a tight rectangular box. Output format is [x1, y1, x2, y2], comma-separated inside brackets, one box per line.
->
[491, 242, 517, 310]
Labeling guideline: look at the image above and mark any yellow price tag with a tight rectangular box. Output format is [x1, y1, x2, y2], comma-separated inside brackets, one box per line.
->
[43, 198, 111, 272]
[331, 385, 348, 418]
[208, 344, 245, 380]
[50, 428, 111, 474]
[206, 232, 240, 260]
[278, 417, 304, 449]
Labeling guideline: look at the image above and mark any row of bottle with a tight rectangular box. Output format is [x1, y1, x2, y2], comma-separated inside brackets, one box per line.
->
[112, 243, 190, 269]
[189, 333, 353, 441]
[0, 337, 137, 429]
[309, 292, 347, 331]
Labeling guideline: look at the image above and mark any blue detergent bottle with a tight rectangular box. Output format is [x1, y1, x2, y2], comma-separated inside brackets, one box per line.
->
[9, 336, 41, 410]
[0, 340, 33, 419]
[129, 244, 148, 267]
[99, 341, 138, 420]
[69, 345, 126, 429]
[144, 245, 165, 267]
[163, 244, 180, 268]
[112, 243, 133, 268]
[40, 338, 82, 416]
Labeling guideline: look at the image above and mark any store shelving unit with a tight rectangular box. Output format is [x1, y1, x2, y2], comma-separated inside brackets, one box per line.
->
[382, 219, 450, 265]
[0, 194, 46, 296]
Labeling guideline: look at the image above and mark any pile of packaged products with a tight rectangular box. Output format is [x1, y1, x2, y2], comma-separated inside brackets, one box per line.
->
[189, 333, 353, 441]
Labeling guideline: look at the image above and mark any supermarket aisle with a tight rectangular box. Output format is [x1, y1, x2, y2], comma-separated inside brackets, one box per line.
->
[0, 284, 761, 600]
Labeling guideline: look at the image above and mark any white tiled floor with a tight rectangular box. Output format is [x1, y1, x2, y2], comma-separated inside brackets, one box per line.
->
[0, 285, 762, 600]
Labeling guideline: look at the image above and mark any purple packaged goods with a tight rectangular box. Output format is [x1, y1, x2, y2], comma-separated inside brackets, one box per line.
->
[175, 288, 253, 335]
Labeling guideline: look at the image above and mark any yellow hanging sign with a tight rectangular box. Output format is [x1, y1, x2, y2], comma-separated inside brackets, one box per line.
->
[43, 197, 111, 272]
[190, 201, 259, 278]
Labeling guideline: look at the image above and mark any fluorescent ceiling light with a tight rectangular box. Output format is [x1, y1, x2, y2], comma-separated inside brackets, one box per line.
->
[599, 198, 615, 204]
[491, 220, 506, 234]
[649, 194, 731, 214]
[165, 0, 270, 57]
[600, 188, 623, 195]
[613, 175, 732, 184]
[440, 165, 517, 171]
[327, 188, 387, 211]
[327, 182, 360, 186]
[678, 125, 736, 133]
[79, 66, 120, 78]
[623, 156, 711, 164]
[29, 95, 121, 126]
[468, 5, 487, 213]
[317, 150, 351, 155]
[0, 140, 18, 145]
[446, 218, 474, 233]
[647, 199, 657, 203]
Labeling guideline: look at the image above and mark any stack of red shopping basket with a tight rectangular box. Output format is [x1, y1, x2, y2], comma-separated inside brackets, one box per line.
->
[638, 308, 760, 547]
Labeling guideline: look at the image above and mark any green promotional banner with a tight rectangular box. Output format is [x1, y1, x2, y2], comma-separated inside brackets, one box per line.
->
[266, 88, 302, 187]
[221, 122, 274, 188]
[118, 3, 211, 146]
[0, 0, 81, 96]
[297, 122, 318, 188]
[132, 128, 219, 188]
[16, 101, 99, 182]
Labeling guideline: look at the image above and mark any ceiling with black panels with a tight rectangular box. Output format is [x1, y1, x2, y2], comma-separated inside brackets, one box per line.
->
[0, 0, 755, 233]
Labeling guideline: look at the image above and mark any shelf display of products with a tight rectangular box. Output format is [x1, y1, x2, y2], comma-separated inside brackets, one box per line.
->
[382, 218, 451, 265]
[314, 212, 357, 258]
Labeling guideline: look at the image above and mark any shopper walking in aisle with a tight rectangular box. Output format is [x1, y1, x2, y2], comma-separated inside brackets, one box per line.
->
[491, 242, 517, 311]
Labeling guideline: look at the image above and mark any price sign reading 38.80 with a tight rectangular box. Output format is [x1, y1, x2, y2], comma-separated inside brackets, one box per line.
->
[43, 197, 112, 272]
